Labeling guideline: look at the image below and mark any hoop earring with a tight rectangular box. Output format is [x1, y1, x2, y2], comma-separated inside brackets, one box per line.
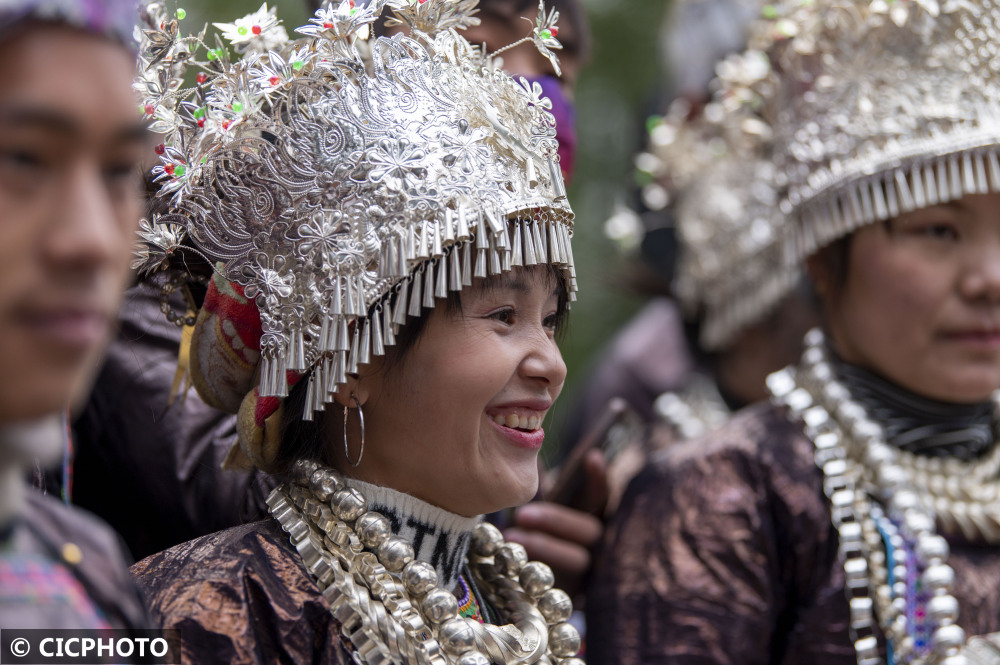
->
[343, 393, 365, 468]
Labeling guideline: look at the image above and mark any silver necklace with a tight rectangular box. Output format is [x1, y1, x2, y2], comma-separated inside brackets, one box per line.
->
[268, 459, 585, 665]
[654, 373, 732, 441]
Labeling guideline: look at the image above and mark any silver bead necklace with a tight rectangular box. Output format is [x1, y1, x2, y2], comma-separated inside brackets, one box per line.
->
[766, 329, 1000, 665]
[654, 374, 732, 441]
[267, 459, 585, 665]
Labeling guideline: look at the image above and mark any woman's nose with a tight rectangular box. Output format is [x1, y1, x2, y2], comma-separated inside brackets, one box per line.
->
[960, 237, 1000, 304]
[521, 329, 568, 392]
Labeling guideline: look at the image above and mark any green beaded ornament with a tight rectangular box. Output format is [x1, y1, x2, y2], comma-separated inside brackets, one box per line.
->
[775, 18, 796, 37]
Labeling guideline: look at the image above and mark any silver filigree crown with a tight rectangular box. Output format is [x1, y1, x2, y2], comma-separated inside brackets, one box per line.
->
[675, 0, 1000, 337]
[133, 0, 575, 413]
[642, 44, 792, 350]
[750, 0, 1000, 264]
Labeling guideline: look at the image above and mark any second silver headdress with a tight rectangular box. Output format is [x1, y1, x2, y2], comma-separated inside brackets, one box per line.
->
[643, 44, 790, 350]
[754, 0, 1000, 264]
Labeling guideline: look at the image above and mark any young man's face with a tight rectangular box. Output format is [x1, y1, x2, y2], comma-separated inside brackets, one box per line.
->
[0, 23, 147, 424]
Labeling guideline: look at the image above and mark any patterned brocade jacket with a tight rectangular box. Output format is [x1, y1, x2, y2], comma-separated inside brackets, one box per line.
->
[586, 403, 1000, 665]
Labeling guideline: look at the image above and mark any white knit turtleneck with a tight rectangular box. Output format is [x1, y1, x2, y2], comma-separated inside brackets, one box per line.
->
[344, 479, 482, 591]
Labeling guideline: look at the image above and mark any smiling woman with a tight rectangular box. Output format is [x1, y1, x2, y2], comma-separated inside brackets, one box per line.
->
[320, 266, 568, 517]
[129, 1, 584, 663]
[271, 263, 569, 520]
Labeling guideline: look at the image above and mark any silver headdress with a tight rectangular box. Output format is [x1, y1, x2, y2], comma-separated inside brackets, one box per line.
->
[747, 0, 1000, 262]
[665, 0, 1000, 339]
[641, 46, 791, 350]
[133, 0, 575, 415]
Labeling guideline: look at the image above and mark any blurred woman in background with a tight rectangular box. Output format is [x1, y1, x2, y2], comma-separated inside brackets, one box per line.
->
[589, 1, 1000, 663]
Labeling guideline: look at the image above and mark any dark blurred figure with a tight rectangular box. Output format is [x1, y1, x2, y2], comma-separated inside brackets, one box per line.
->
[66, 281, 276, 560]
[0, 0, 149, 629]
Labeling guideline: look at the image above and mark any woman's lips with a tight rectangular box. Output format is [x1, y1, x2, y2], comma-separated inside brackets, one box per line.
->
[942, 329, 1000, 351]
[487, 416, 545, 450]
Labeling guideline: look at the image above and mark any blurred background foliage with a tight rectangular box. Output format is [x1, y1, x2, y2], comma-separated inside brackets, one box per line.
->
[184, 0, 674, 454]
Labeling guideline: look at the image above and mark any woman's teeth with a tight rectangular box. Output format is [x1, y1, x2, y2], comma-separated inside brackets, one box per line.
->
[490, 413, 542, 430]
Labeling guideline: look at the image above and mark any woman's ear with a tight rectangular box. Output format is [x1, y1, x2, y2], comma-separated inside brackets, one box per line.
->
[806, 251, 831, 300]
[331, 374, 362, 408]
[331, 354, 385, 407]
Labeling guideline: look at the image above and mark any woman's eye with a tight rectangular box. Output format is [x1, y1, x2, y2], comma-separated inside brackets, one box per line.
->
[918, 224, 959, 240]
[543, 312, 560, 331]
[488, 308, 515, 325]
[104, 162, 137, 181]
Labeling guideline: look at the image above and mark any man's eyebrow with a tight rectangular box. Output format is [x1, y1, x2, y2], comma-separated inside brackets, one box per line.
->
[0, 106, 79, 135]
[0, 106, 150, 144]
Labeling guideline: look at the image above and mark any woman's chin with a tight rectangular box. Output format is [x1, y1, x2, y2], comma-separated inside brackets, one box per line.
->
[939, 385, 1000, 404]
[487, 471, 540, 513]
[912, 366, 1000, 404]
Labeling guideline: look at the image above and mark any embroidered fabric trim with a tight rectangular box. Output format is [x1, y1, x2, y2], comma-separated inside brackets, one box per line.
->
[455, 575, 485, 623]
